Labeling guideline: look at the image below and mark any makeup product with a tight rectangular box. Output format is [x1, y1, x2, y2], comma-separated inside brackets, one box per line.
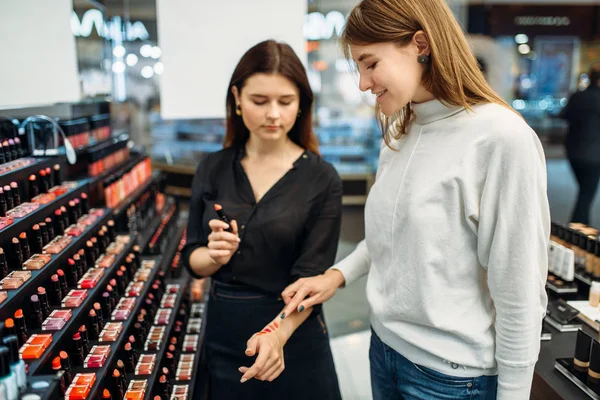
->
[86, 241, 95, 267]
[71, 332, 84, 367]
[9, 182, 19, 208]
[30, 224, 43, 254]
[77, 249, 87, 271]
[3, 336, 24, 394]
[88, 309, 99, 340]
[3, 186, 13, 210]
[64, 373, 96, 400]
[0, 188, 7, 217]
[59, 351, 73, 386]
[94, 302, 104, 329]
[39, 169, 49, 193]
[589, 339, 600, 382]
[60, 205, 69, 227]
[29, 295, 42, 330]
[61, 289, 88, 308]
[575, 330, 593, 372]
[66, 259, 78, 287]
[3, 320, 14, 339]
[57, 269, 68, 298]
[35, 287, 50, 319]
[113, 369, 124, 399]
[53, 164, 61, 186]
[18, 232, 30, 261]
[0, 346, 17, 400]
[0, 249, 8, 279]
[52, 356, 66, 395]
[101, 292, 112, 319]
[80, 192, 88, 214]
[124, 342, 135, 374]
[11, 238, 22, 268]
[44, 217, 54, 241]
[28, 175, 38, 200]
[102, 389, 111, 400]
[0, 271, 30, 290]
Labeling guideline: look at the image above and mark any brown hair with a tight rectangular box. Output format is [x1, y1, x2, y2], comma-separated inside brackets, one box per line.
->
[341, 0, 513, 146]
[224, 40, 319, 154]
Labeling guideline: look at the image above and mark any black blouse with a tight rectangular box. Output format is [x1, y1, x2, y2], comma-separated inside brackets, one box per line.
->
[182, 146, 343, 295]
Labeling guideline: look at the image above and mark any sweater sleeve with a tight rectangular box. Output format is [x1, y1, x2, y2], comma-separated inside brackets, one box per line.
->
[476, 127, 550, 400]
[330, 239, 371, 287]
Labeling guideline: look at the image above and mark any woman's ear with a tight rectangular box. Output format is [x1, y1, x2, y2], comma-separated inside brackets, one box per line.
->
[413, 30, 431, 56]
[231, 86, 241, 106]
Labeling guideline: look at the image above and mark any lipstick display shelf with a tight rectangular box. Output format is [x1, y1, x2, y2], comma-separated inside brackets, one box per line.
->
[24, 235, 136, 377]
[556, 359, 600, 399]
[0, 158, 61, 190]
[0, 207, 113, 321]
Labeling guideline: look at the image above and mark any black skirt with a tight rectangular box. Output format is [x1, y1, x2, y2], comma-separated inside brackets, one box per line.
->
[204, 280, 342, 400]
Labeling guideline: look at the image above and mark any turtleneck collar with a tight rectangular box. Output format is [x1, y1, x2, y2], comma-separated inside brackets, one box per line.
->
[411, 99, 464, 125]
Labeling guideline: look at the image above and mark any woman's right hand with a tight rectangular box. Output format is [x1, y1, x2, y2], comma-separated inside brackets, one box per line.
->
[280, 269, 345, 318]
[207, 219, 240, 266]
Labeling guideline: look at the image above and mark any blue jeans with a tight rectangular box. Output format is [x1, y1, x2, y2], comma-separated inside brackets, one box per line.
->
[370, 329, 498, 400]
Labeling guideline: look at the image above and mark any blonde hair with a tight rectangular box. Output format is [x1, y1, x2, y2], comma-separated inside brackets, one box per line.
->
[341, 0, 513, 146]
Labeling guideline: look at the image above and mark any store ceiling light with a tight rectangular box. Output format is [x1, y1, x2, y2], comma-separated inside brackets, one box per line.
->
[112, 61, 126, 74]
[518, 44, 531, 55]
[141, 66, 154, 78]
[112, 45, 126, 58]
[140, 44, 153, 58]
[154, 62, 164, 75]
[151, 46, 162, 59]
[515, 34, 529, 44]
[126, 54, 138, 67]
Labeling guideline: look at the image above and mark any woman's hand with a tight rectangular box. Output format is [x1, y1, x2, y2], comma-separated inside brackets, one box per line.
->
[207, 219, 240, 266]
[280, 269, 345, 318]
[239, 322, 286, 383]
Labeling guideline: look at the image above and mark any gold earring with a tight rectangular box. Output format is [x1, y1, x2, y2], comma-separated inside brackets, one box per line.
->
[235, 105, 242, 116]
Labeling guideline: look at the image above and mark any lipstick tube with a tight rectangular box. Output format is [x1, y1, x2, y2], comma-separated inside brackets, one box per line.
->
[94, 303, 104, 330]
[12, 238, 23, 267]
[66, 259, 78, 287]
[88, 309, 99, 340]
[54, 210, 65, 236]
[78, 325, 89, 355]
[4, 186, 13, 210]
[124, 343, 135, 374]
[71, 332, 84, 367]
[18, 232, 30, 261]
[59, 351, 73, 386]
[0, 248, 8, 279]
[39, 169, 49, 193]
[0, 188, 7, 217]
[52, 357, 66, 395]
[37, 287, 51, 319]
[56, 269, 68, 298]
[86, 241, 95, 267]
[29, 295, 42, 330]
[14, 310, 27, 347]
[32, 224, 44, 254]
[101, 292, 112, 319]
[44, 217, 55, 241]
[2, 141, 11, 162]
[53, 164, 62, 186]
[28, 175, 39, 200]
[9, 182, 19, 207]
[49, 275, 62, 307]
[78, 249, 88, 271]
[60, 206, 69, 227]
[38, 222, 49, 246]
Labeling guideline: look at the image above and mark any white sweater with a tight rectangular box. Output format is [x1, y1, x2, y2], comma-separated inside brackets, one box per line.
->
[333, 100, 549, 399]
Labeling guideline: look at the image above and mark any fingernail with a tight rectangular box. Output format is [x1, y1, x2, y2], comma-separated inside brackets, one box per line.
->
[240, 378, 247, 383]
[239, 367, 244, 372]
[298, 305, 304, 312]
[245, 349, 251, 354]
[280, 313, 285, 319]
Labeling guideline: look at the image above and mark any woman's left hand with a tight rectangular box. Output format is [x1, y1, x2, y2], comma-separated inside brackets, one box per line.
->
[239, 325, 286, 383]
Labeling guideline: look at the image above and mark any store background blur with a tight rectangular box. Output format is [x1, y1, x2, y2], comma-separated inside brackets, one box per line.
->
[2, 1, 600, 398]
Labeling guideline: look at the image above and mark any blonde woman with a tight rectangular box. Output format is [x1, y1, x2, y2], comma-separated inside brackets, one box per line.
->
[281, 1, 550, 399]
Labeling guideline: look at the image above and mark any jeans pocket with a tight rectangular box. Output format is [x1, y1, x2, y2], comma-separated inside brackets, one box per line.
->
[412, 364, 474, 388]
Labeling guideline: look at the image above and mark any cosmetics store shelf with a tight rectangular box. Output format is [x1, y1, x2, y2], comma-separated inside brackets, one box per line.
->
[575, 271, 593, 286]
[547, 282, 579, 295]
[112, 170, 160, 218]
[187, 280, 210, 400]
[0, 208, 112, 320]
[136, 208, 165, 254]
[77, 135, 128, 156]
[85, 254, 164, 400]
[0, 179, 89, 241]
[26, 236, 136, 376]
[0, 157, 61, 188]
[87, 151, 146, 188]
[146, 276, 189, 397]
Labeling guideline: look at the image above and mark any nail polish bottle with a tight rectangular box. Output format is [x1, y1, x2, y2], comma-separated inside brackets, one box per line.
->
[31, 224, 43, 254]
[0, 188, 7, 217]
[18, 233, 30, 261]
[13, 310, 27, 348]
[53, 164, 62, 186]
[87, 309, 99, 340]
[28, 175, 38, 201]
[0, 249, 8, 280]
[0, 346, 17, 400]
[78, 325, 89, 355]
[44, 217, 55, 242]
[59, 351, 73, 386]
[56, 269, 68, 298]
[49, 275, 62, 307]
[3, 336, 25, 393]
[37, 287, 50, 319]
[28, 295, 42, 330]
[8, 183, 18, 208]
[11, 238, 22, 268]
[52, 357, 65, 395]
[3, 187, 13, 211]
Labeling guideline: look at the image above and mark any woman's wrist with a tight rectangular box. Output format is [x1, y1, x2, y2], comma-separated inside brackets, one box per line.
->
[325, 268, 345, 288]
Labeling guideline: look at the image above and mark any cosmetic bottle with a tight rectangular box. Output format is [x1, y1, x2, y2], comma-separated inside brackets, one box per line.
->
[589, 339, 600, 382]
[2, 336, 25, 392]
[590, 282, 600, 307]
[0, 346, 16, 400]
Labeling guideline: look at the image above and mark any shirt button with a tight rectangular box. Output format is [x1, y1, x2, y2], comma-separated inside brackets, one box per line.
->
[467, 382, 473, 388]
[302, 154, 308, 159]
[451, 363, 459, 369]
[241, 225, 245, 230]
[237, 251, 241, 255]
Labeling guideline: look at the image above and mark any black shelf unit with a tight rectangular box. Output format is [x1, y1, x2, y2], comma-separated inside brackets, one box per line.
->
[112, 170, 159, 217]
[0, 207, 112, 320]
[25, 235, 136, 376]
[0, 157, 62, 188]
[186, 280, 209, 400]
[83, 254, 165, 400]
[87, 152, 145, 188]
[0, 179, 89, 241]
[145, 276, 189, 397]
